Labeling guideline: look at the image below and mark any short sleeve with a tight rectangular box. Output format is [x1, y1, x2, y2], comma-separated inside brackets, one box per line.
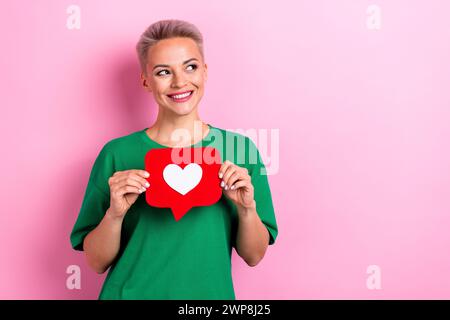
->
[247, 138, 278, 245]
[70, 143, 115, 251]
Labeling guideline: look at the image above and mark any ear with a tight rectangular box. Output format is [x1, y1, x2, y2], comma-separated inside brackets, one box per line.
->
[140, 72, 151, 91]
[204, 63, 208, 82]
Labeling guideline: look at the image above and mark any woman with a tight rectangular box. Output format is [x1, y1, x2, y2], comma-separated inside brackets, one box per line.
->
[70, 19, 278, 300]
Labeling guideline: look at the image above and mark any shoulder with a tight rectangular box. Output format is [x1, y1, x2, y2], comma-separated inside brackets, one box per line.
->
[89, 129, 144, 181]
[100, 129, 143, 155]
[210, 126, 258, 150]
[210, 125, 262, 169]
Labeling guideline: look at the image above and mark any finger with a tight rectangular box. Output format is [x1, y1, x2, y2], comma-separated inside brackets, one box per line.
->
[111, 180, 141, 194]
[108, 172, 122, 186]
[112, 170, 121, 177]
[222, 162, 238, 183]
[109, 170, 149, 185]
[115, 176, 149, 192]
[118, 169, 150, 179]
[131, 169, 150, 178]
[221, 166, 237, 190]
[114, 185, 143, 197]
[218, 160, 233, 179]
[117, 185, 144, 196]
[230, 179, 253, 191]
[116, 174, 150, 189]
[230, 167, 250, 188]
[225, 171, 241, 189]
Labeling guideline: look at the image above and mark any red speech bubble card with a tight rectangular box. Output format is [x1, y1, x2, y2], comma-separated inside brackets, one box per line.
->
[144, 147, 222, 221]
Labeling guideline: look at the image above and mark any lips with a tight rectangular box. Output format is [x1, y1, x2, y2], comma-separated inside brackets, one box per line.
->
[167, 90, 194, 103]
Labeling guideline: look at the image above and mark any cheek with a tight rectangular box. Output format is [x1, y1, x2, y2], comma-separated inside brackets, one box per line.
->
[193, 75, 206, 90]
[152, 81, 169, 95]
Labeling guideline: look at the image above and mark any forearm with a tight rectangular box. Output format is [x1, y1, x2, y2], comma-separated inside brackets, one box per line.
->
[235, 202, 270, 267]
[83, 208, 123, 274]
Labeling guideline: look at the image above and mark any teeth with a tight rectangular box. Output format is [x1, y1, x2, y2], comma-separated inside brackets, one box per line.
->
[171, 91, 192, 99]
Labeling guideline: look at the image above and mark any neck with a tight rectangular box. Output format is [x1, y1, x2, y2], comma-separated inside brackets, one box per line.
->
[147, 107, 209, 147]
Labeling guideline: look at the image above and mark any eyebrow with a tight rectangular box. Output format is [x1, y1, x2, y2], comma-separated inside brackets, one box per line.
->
[152, 58, 199, 71]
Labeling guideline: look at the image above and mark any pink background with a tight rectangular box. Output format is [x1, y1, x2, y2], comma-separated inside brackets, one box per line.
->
[1, 0, 450, 299]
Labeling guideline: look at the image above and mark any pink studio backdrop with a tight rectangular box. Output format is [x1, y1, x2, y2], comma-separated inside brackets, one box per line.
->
[1, 0, 450, 299]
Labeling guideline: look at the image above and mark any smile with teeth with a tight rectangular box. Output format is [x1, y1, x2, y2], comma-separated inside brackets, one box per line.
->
[167, 90, 193, 102]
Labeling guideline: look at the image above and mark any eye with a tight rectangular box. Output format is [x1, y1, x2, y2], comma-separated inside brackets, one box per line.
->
[156, 69, 170, 76]
[186, 64, 198, 71]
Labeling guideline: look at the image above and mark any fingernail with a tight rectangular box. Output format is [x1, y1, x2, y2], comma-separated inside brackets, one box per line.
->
[230, 185, 235, 190]
[220, 181, 225, 187]
[224, 185, 228, 190]
[144, 172, 150, 178]
[145, 182, 150, 188]
[219, 172, 223, 179]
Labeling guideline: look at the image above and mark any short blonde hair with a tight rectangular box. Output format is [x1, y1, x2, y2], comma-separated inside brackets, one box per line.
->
[136, 19, 204, 76]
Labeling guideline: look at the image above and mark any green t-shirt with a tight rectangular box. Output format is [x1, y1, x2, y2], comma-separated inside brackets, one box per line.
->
[70, 124, 278, 300]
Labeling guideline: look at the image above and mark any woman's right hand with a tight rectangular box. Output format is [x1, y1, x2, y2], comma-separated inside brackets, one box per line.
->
[107, 169, 150, 219]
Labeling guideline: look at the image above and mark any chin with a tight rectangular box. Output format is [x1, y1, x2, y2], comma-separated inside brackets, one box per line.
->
[168, 103, 197, 116]
[173, 109, 194, 116]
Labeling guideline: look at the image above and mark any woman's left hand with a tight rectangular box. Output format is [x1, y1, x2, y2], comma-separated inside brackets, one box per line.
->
[219, 160, 256, 210]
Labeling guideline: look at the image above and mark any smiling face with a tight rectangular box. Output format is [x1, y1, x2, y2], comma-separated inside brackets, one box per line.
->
[141, 37, 208, 117]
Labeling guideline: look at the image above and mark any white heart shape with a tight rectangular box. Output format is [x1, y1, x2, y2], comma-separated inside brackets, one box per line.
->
[162, 163, 203, 195]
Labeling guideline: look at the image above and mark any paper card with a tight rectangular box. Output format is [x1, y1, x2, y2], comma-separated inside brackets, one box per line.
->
[144, 147, 222, 221]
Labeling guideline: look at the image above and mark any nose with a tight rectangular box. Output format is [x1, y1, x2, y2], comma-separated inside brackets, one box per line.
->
[171, 71, 188, 88]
